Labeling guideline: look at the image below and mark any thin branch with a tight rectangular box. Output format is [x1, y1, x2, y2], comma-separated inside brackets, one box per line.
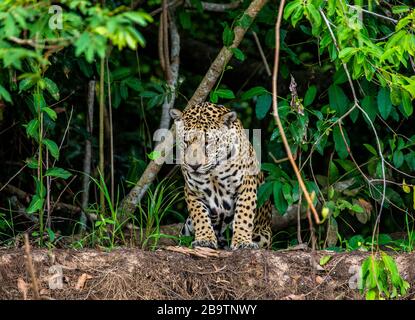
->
[347, 4, 398, 24]
[272, 0, 320, 224]
[252, 31, 271, 76]
[0, 163, 28, 193]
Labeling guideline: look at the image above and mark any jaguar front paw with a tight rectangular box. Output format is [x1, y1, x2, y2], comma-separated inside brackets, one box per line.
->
[231, 242, 259, 250]
[192, 240, 218, 249]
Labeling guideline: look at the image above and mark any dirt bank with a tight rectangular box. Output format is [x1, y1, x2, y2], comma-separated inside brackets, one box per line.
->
[1, 247, 414, 300]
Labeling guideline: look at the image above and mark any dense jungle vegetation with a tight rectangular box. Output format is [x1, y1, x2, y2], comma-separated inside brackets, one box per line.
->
[0, 0, 415, 299]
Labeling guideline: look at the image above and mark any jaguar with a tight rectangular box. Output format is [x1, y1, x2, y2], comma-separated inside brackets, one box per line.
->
[170, 102, 272, 249]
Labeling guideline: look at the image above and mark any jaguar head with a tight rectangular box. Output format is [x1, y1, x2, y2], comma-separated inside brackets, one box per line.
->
[170, 104, 240, 175]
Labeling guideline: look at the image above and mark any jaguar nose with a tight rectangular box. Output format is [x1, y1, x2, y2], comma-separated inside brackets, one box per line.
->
[189, 164, 201, 171]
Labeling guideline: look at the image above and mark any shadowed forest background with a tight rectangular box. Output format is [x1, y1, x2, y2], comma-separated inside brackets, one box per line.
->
[0, 0, 415, 300]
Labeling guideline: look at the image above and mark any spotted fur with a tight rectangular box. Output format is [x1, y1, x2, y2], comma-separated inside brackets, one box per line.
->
[170, 102, 272, 250]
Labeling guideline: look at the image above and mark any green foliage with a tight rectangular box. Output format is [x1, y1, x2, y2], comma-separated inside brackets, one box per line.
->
[361, 253, 410, 300]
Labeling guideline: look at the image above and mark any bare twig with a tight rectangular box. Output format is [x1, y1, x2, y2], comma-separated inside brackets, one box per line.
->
[272, 0, 320, 224]
[24, 234, 40, 300]
[346, 4, 398, 24]
[0, 163, 28, 193]
[252, 31, 271, 76]
[119, 0, 269, 216]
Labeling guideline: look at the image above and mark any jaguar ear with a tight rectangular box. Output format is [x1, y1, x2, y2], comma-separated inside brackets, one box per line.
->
[169, 108, 183, 121]
[222, 111, 237, 127]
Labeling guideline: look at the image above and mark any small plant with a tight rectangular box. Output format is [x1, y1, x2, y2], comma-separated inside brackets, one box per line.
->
[360, 252, 410, 300]
[133, 178, 183, 250]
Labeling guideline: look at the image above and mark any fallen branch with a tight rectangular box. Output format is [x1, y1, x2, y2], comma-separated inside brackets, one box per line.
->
[119, 0, 269, 216]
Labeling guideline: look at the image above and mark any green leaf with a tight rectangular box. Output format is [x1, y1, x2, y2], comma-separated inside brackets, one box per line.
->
[33, 93, 46, 112]
[333, 68, 348, 85]
[255, 94, 272, 120]
[241, 86, 268, 100]
[231, 48, 245, 61]
[377, 87, 393, 120]
[328, 84, 349, 115]
[210, 91, 218, 103]
[333, 126, 349, 159]
[257, 181, 273, 208]
[34, 176, 46, 198]
[47, 228, 56, 242]
[123, 11, 153, 26]
[148, 150, 161, 161]
[282, 183, 293, 206]
[19, 78, 36, 92]
[125, 78, 143, 92]
[361, 96, 377, 123]
[25, 119, 39, 140]
[392, 5, 410, 14]
[319, 255, 332, 266]
[222, 23, 234, 47]
[351, 204, 364, 213]
[27, 195, 44, 214]
[215, 89, 235, 99]
[178, 10, 191, 29]
[366, 289, 377, 300]
[26, 157, 38, 169]
[0, 84, 12, 103]
[283, 0, 301, 20]
[43, 139, 59, 160]
[401, 90, 413, 117]
[363, 144, 377, 156]
[381, 253, 402, 287]
[45, 167, 72, 179]
[43, 78, 60, 101]
[376, 234, 392, 245]
[339, 47, 358, 63]
[42, 107, 57, 121]
[189, 0, 203, 12]
[393, 150, 404, 168]
[347, 235, 365, 250]
[140, 91, 158, 98]
[304, 85, 317, 107]
[306, 3, 321, 28]
[273, 181, 288, 214]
